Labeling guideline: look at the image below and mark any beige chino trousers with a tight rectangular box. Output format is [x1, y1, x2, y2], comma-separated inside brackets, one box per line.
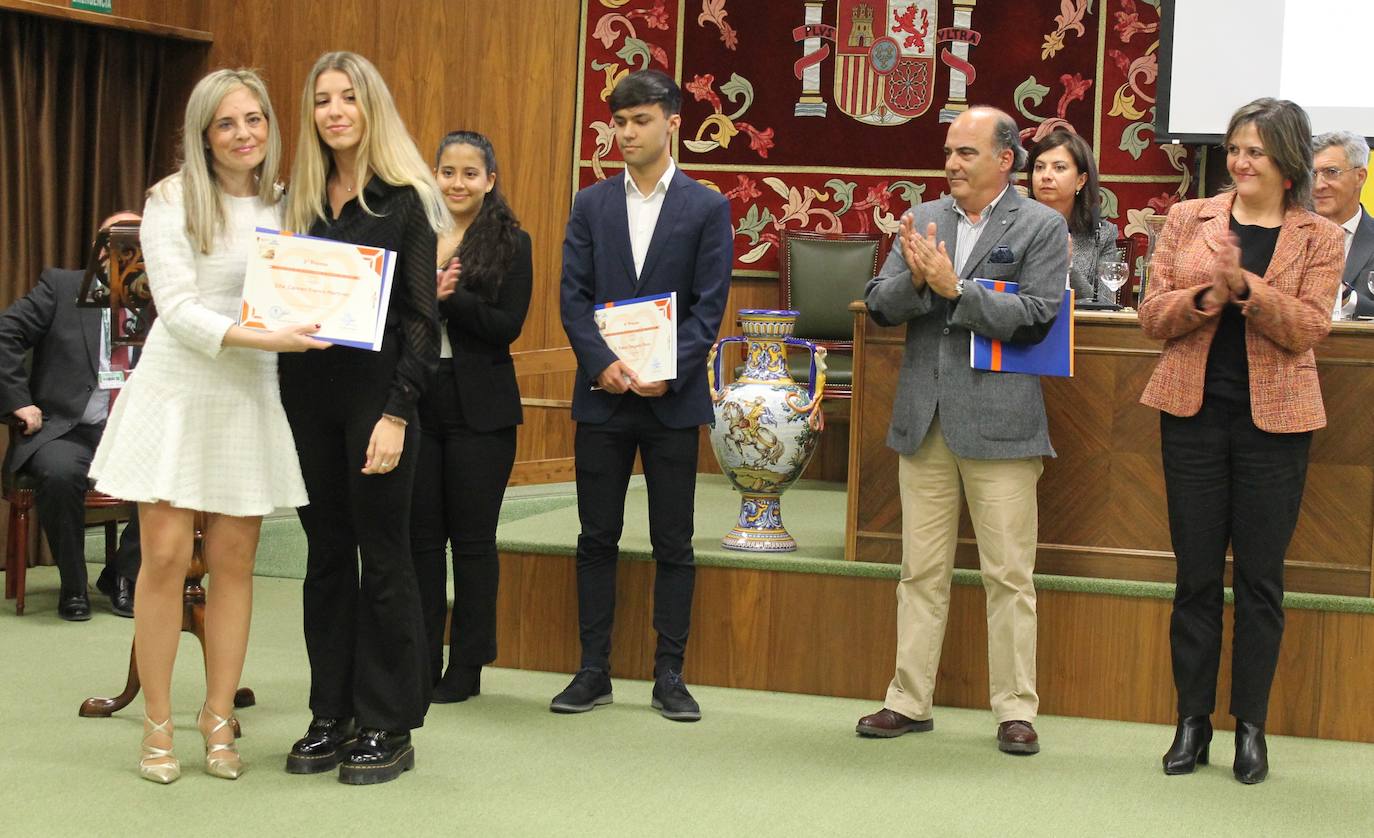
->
[883, 416, 1042, 724]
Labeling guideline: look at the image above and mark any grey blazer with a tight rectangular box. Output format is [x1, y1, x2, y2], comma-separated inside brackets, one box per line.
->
[864, 188, 1069, 460]
[1343, 209, 1374, 317]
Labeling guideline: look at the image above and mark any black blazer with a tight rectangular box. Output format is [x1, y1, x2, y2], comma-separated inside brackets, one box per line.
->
[1344, 209, 1374, 317]
[437, 228, 532, 432]
[558, 169, 733, 429]
[0, 269, 103, 472]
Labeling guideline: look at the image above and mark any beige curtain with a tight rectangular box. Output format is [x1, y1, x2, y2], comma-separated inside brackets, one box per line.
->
[0, 10, 175, 308]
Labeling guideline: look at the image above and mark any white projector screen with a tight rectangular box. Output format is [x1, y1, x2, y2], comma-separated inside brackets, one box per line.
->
[1157, 0, 1374, 143]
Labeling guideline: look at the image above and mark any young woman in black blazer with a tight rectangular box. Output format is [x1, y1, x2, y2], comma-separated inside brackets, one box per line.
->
[279, 52, 446, 785]
[415, 131, 531, 703]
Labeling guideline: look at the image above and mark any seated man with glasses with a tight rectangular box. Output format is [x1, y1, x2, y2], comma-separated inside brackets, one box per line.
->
[1312, 130, 1373, 319]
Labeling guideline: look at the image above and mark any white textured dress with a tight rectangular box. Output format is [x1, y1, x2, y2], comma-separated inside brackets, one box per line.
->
[90, 177, 309, 516]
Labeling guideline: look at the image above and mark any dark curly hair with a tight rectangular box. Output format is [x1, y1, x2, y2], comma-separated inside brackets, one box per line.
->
[434, 130, 521, 303]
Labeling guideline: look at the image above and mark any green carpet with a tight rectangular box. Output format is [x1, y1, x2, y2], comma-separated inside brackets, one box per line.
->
[3, 565, 1372, 837]
[83, 477, 1374, 614]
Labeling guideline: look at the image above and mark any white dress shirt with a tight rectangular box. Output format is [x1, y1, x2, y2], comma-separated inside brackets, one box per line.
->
[952, 185, 1010, 276]
[625, 158, 676, 278]
[1332, 207, 1361, 319]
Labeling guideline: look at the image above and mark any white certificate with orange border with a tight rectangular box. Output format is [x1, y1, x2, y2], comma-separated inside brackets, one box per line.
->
[593, 291, 677, 382]
[239, 228, 395, 351]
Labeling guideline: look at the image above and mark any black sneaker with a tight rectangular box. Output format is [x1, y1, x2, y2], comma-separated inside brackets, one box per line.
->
[285, 717, 357, 774]
[338, 729, 414, 785]
[549, 667, 613, 713]
[651, 670, 701, 722]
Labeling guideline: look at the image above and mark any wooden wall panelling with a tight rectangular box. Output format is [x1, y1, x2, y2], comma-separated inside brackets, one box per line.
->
[0, 0, 208, 36]
[200, 0, 583, 480]
[203, 0, 580, 361]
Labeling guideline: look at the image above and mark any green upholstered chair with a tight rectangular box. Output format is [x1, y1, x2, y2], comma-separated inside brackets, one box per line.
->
[778, 229, 888, 399]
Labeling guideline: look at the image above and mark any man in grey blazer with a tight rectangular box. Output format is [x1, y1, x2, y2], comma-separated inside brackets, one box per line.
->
[0, 212, 142, 620]
[1312, 131, 1374, 317]
[854, 107, 1068, 754]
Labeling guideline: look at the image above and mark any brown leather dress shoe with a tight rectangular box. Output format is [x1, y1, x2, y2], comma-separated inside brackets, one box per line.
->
[997, 720, 1040, 754]
[856, 707, 934, 738]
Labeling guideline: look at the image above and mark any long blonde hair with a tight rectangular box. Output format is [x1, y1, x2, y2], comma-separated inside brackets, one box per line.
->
[150, 68, 282, 254]
[284, 52, 449, 234]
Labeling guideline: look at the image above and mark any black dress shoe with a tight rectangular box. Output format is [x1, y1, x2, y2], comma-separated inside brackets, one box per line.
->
[57, 592, 91, 622]
[431, 665, 481, 704]
[1233, 719, 1269, 784]
[338, 729, 414, 785]
[651, 670, 701, 722]
[550, 667, 613, 714]
[285, 717, 357, 774]
[1163, 714, 1212, 775]
[107, 576, 134, 618]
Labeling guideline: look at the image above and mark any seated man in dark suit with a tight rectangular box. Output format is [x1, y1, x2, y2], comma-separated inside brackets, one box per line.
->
[0, 212, 142, 620]
[1312, 131, 1374, 318]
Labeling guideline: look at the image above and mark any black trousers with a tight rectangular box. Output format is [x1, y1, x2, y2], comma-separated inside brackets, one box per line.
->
[281, 347, 430, 732]
[574, 395, 698, 675]
[410, 368, 515, 683]
[1160, 401, 1311, 723]
[22, 423, 140, 595]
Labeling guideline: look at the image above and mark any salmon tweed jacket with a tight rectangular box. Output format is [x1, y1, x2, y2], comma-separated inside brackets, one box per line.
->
[1138, 193, 1344, 433]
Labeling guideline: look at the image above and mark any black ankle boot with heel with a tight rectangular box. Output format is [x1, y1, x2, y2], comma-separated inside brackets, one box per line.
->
[1232, 719, 1269, 784]
[1162, 715, 1213, 775]
[431, 665, 482, 704]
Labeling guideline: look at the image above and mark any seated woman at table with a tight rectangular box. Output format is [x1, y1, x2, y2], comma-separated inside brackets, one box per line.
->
[1027, 129, 1120, 305]
[1138, 98, 1341, 785]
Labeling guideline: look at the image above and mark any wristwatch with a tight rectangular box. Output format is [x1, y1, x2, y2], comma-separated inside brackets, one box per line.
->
[954, 277, 966, 297]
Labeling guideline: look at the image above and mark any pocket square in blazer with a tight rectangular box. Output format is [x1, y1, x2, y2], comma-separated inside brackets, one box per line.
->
[990, 245, 1016, 264]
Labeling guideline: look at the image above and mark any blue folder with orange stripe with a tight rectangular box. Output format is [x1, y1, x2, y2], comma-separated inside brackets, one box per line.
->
[969, 278, 1074, 377]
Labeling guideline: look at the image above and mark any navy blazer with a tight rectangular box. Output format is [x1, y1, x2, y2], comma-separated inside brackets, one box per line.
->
[1344, 208, 1374, 317]
[0, 269, 104, 472]
[438, 228, 532, 432]
[559, 168, 733, 429]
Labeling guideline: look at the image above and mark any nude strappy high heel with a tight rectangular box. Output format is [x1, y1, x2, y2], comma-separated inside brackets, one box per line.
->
[198, 704, 244, 780]
[139, 716, 181, 784]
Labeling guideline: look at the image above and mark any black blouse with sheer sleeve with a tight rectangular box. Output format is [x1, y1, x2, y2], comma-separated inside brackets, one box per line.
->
[308, 177, 440, 422]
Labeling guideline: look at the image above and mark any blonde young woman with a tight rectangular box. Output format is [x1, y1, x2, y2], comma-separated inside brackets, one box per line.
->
[90, 69, 326, 784]
[279, 51, 443, 786]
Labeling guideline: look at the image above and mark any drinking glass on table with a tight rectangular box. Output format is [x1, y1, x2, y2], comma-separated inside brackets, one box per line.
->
[1097, 257, 1130, 308]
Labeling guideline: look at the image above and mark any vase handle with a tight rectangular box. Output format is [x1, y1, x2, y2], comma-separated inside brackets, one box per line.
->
[707, 336, 746, 403]
[782, 338, 827, 426]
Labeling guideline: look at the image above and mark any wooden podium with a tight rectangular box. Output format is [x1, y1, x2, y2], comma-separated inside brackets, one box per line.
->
[846, 306, 1374, 598]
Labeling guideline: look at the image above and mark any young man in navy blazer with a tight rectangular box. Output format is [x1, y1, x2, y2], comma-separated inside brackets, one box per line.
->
[555, 70, 732, 721]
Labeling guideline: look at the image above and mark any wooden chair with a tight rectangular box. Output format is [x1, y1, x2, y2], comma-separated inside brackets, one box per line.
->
[80, 511, 256, 723]
[65, 220, 255, 725]
[778, 229, 889, 399]
[1111, 236, 1140, 308]
[2, 424, 133, 616]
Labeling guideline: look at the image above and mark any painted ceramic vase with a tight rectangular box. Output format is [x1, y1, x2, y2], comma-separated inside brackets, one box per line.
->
[706, 309, 826, 552]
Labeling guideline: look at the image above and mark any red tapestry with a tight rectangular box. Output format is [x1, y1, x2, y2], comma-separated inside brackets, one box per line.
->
[574, 0, 1191, 275]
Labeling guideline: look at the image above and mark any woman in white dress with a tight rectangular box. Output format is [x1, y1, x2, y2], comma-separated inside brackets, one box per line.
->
[90, 69, 327, 784]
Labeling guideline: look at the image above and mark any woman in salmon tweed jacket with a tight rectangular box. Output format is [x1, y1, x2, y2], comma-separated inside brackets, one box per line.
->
[1138, 98, 1343, 786]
